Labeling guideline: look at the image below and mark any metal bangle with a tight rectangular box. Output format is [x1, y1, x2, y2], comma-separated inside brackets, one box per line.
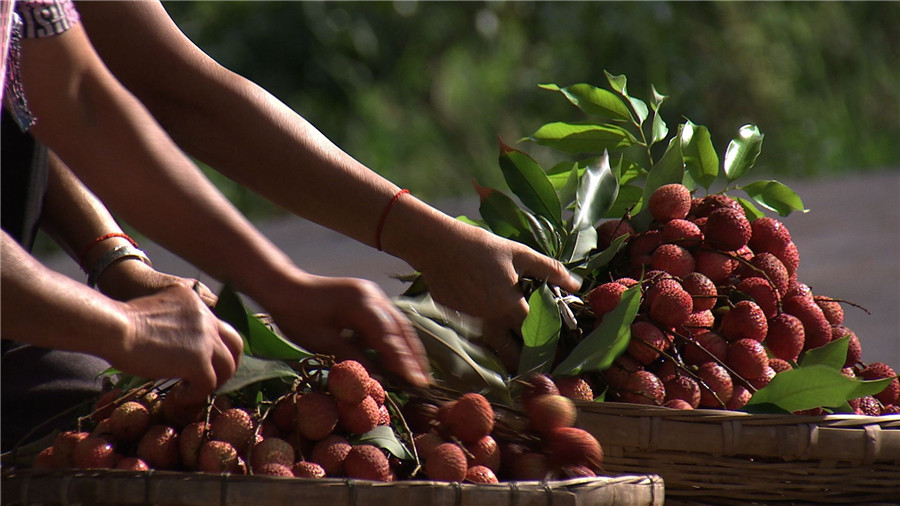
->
[86, 244, 153, 288]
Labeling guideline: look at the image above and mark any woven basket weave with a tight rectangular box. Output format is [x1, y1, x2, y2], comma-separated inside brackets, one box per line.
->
[576, 402, 900, 503]
[0, 470, 664, 506]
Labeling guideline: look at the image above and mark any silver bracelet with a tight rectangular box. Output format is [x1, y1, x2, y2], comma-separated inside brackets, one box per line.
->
[87, 244, 153, 288]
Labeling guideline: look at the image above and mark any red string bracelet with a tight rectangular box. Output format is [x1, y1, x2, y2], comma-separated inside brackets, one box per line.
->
[78, 232, 139, 272]
[375, 189, 409, 251]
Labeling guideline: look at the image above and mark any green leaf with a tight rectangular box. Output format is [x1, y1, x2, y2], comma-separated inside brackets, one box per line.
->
[603, 184, 643, 219]
[744, 365, 895, 413]
[572, 151, 619, 231]
[741, 180, 808, 216]
[681, 121, 718, 189]
[552, 286, 641, 376]
[519, 284, 562, 374]
[554, 163, 581, 211]
[651, 110, 668, 145]
[529, 122, 636, 154]
[476, 185, 536, 247]
[522, 210, 559, 257]
[539, 83, 631, 121]
[215, 284, 312, 360]
[633, 129, 686, 229]
[723, 124, 764, 182]
[217, 355, 299, 394]
[559, 226, 598, 264]
[353, 426, 413, 461]
[574, 233, 629, 273]
[799, 336, 850, 370]
[605, 70, 627, 95]
[395, 297, 511, 404]
[735, 196, 766, 221]
[627, 96, 649, 125]
[650, 84, 667, 112]
[455, 215, 487, 229]
[498, 139, 563, 226]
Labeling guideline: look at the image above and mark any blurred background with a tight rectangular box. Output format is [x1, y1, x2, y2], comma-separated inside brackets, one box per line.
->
[38, 2, 900, 369]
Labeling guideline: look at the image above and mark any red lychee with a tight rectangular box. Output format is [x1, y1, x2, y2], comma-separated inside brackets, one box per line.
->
[663, 375, 701, 408]
[697, 362, 733, 408]
[425, 443, 468, 482]
[255, 463, 294, 477]
[726, 385, 752, 410]
[814, 296, 844, 326]
[115, 457, 150, 471]
[682, 272, 718, 312]
[682, 309, 715, 337]
[833, 326, 862, 367]
[735, 277, 779, 318]
[521, 373, 561, 411]
[292, 461, 326, 479]
[527, 394, 577, 435]
[328, 360, 371, 404]
[555, 376, 594, 402]
[748, 217, 792, 254]
[683, 330, 728, 366]
[546, 427, 603, 471]
[136, 425, 180, 470]
[401, 399, 438, 434]
[73, 436, 117, 469]
[91, 388, 122, 422]
[720, 300, 768, 342]
[661, 218, 703, 248]
[596, 219, 636, 250]
[210, 408, 254, 455]
[586, 282, 627, 317]
[783, 295, 832, 350]
[466, 465, 499, 484]
[511, 451, 550, 481]
[649, 183, 692, 222]
[465, 435, 501, 472]
[295, 392, 340, 441]
[726, 338, 769, 380]
[338, 395, 380, 435]
[765, 313, 805, 361]
[694, 194, 743, 218]
[414, 432, 444, 460]
[704, 207, 751, 251]
[367, 378, 387, 406]
[445, 393, 494, 443]
[269, 394, 298, 434]
[859, 363, 899, 406]
[179, 421, 208, 470]
[628, 321, 670, 365]
[250, 436, 295, 471]
[620, 370, 665, 405]
[109, 400, 151, 443]
[747, 252, 790, 296]
[310, 434, 351, 476]
[651, 243, 695, 279]
[694, 250, 739, 284]
[198, 440, 239, 473]
[344, 444, 391, 481]
[52, 431, 90, 468]
[649, 286, 693, 327]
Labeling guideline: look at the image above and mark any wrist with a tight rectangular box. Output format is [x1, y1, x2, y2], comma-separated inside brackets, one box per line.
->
[378, 196, 471, 271]
[87, 244, 153, 288]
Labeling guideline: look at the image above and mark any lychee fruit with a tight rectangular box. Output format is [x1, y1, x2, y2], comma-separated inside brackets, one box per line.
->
[769, 358, 793, 373]
[694, 250, 739, 284]
[814, 296, 844, 326]
[683, 330, 728, 366]
[859, 363, 899, 406]
[628, 321, 670, 365]
[92, 388, 122, 421]
[734, 277, 779, 318]
[367, 378, 387, 406]
[295, 392, 340, 441]
[250, 436, 295, 471]
[696, 362, 733, 408]
[425, 443, 468, 482]
[33, 447, 57, 470]
[52, 431, 90, 468]
[109, 400, 151, 443]
[179, 421, 208, 470]
[765, 313, 805, 361]
[445, 393, 494, 443]
[210, 408, 254, 455]
[328, 360, 371, 404]
[310, 434, 351, 476]
[414, 432, 445, 460]
[255, 462, 294, 477]
[663, 399, 694, 410]
[649, 183, 692, 222]
[401, 399, 438, 434]
[620, 370, 665, 406]
[464, 435, 501, 472]
[521, 373, 561, 411]
[466, 465, 499, 484]
[527, 394, 577, 435]
[856, 396, 882, 416]
[198, 440, 239, 473]
[783, 295, 832, 350]
[136, 425, 180, 470]
[773, 241, 800, 278]
[511, 451, 550, 481]
[586, 282, 627, 317]
[596, 219, 636, 250]
[661, 218, 703, 248]
[344, 444, 391, 481]
[628, 229, 664, 258]
[681, 272, 718, 312]
[726, 338, 769, 380]
[555, 376, 594, 401]
[747, 253, 790, 296]
[749, 366, 776, 390]
[649, 285, 693, 327]
[726, 385, 752, 410]
[115, 457, 150, 471]
[682, 309, 715, 337]
[602, 354, 643, 390]
[748, 217, 792, 254]
[546, 427, 603, 471]
[269, 394, 298, 434]
[704, 207, 751, 250]
[292, 460, 327, 479]
[720, 300, 768, 342]
[694, 194, 743, 218]
[651, 244, 695, 279]
[833, 326, 861, 367]
[73, 436, 117, 469]
[338, 395, 380, 435]
[663, 375, 701, 408]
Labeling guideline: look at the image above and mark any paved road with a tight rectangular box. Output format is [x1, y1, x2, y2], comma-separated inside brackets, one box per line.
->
[38, 170, 900, 372]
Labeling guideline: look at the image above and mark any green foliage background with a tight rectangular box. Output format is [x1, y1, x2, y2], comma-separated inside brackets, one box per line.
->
[163, 1, 899, 217]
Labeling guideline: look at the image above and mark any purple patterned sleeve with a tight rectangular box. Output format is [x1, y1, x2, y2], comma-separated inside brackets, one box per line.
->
[16, 0, 80, 38]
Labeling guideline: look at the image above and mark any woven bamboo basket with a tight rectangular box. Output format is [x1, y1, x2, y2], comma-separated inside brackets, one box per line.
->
[0, 470, 663, 506]
[575, 402, 900, 504]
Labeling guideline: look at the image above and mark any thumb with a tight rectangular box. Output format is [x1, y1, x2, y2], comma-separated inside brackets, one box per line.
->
[516, 250, 583, 293]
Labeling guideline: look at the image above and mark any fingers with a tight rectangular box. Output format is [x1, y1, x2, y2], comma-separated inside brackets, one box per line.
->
[482, 318, 522, 373]
[353, 302, 431, 388]
[212, 319, 243, 389]
[514, 247, 583, 293]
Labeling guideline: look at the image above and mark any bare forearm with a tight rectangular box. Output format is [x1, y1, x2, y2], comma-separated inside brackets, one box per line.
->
[0, 231, 128, 356]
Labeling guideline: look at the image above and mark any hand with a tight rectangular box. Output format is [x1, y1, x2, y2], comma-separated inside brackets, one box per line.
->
[264, 273, 430, 387]
[109, 284, 243, 403]
[415, 225, 582, 370]
[97, 258, 218, 307]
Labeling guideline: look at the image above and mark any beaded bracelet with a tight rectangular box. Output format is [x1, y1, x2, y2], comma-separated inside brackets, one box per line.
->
[375, 189, 410, 251]
[87, 244, 153, 288]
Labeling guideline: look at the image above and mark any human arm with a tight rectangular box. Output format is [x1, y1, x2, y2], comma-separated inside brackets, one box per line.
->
[0, 230, 242, 403]
[18, 23, 428, 385]
[39, 149, 217, 305]
[75, 2, 583, 358]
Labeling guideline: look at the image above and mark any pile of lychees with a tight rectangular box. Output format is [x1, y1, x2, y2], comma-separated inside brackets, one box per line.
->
[404, 374, 602, 483]
[28, 359, 605, 483]
[574, 183, 898, 414]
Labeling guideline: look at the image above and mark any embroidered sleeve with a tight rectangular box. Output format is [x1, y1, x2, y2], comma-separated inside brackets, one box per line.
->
[15, 0, 80, 38]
